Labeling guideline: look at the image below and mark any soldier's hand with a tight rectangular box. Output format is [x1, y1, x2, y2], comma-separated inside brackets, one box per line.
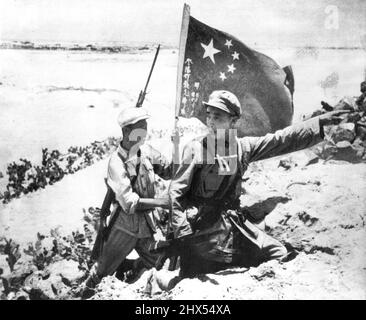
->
[319, 109, 351, 126]
[171, 128, 180, 143]
[156, 197, 170, 209]
[226, 209, 239, 219]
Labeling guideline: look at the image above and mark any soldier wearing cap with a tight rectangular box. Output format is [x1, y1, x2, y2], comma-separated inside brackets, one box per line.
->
[81, 107, 172, 297]
[168, 89, 349, 276]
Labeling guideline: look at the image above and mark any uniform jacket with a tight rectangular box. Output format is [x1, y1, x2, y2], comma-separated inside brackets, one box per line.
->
[107, 143, 171, 238]
[169, 117, 324, 238]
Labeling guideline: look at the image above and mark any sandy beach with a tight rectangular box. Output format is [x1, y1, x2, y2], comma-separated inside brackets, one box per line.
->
[0, 46, 365, 300]
[0, 47, 364, 173]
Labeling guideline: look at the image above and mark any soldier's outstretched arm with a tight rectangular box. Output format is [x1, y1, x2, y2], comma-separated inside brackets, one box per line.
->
[146, 144, 173, 180]
[136, 197, 170, 210]
[108, 150, 170, 214]
[240, 110, 349, 163]
[318, 109, 350, 126]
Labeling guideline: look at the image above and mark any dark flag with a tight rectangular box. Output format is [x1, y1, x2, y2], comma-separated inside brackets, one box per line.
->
[175, 4, 294, 137]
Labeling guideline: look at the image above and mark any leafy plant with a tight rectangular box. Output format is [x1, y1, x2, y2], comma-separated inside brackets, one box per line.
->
[1, 137, 120, 204]
[0, 238, 21, 271]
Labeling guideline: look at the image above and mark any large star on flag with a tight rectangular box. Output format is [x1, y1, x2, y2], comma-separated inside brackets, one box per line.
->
[177, 11, 294, 137]
[201, 38, 221, 64]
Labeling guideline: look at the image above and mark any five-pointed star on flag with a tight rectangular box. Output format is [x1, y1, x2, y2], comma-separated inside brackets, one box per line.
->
[225, 39, 233, 49]
[201, 38, 221, 64]
[227, 64, 236, 73]
[232, 51, 240, 60]
[219, 72, 227, 81]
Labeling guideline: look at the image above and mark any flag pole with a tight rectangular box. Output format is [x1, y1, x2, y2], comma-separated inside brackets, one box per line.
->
[166, 4, 190, 268]
[172, 3, 190, 169]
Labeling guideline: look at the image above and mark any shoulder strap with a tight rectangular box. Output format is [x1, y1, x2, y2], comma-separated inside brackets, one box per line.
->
[131, 150, 141, 187]
[117, 149, 141, 191]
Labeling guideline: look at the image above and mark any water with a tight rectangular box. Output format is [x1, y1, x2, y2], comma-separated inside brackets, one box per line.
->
[0, 48, 177, 176]
[0, 47, 365, 176]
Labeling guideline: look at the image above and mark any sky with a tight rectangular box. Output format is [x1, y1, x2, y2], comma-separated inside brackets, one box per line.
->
[0, 0, 365, 48]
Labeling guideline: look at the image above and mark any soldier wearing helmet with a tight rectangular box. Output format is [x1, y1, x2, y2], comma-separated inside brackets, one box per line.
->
[80, 107, 172, 298]
[168, 89, 349, 277]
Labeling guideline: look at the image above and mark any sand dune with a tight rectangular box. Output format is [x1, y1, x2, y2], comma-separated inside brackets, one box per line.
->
[0, 47, 365, 300]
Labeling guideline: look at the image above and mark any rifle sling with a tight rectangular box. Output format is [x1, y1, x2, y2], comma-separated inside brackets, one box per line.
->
[117, 149, 141, 191]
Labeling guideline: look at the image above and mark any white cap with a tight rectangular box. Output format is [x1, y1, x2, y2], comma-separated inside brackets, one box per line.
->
[117, 107, 150, 128]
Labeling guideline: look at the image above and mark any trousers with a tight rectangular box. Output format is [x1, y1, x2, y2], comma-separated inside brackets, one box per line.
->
[179, 212, 287, 277]
[96, 224, 159, 277]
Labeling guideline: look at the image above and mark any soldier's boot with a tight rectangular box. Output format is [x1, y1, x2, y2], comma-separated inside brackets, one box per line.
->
[79, 265, 102, 300]
[144, 268, 181, 296]
[115, 259, 135, 281]
[126, 259, 153, 284]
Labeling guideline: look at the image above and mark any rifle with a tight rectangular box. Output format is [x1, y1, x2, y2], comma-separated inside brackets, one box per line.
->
[136, 44, 161, 108]
[90, 185, 115, 262]
[90, 152, 141, 262]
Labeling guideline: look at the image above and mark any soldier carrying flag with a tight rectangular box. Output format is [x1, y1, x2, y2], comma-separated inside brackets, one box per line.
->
[168, 89, 349, 276]
[151, 4, 351, 279]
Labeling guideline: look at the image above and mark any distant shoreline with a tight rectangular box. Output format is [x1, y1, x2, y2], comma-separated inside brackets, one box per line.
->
[0, 41, 175, 53]
[0, 41, 363, 52]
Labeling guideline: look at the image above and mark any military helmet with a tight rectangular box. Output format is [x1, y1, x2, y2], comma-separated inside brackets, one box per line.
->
[117, 107, 150, 128]
[203, 90, 242, 117]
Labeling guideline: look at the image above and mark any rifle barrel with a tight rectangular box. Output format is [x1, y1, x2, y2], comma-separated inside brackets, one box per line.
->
[143, 44, 160, 94]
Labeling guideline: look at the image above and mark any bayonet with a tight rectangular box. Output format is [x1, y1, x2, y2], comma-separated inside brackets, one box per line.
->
[136, 44, 160, 108]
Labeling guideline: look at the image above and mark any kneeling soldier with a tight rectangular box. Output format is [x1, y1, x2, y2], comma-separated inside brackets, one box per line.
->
[169, 90, 349, 277]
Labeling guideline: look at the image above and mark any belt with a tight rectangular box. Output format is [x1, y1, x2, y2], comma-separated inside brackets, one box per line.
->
[188, 196, 240, 211]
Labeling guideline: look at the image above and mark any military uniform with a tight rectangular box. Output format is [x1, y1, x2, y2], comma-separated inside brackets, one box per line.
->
[96, 143, 171, 276]
[84, 108, 171, 292]
[169, 91, 324, 276]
